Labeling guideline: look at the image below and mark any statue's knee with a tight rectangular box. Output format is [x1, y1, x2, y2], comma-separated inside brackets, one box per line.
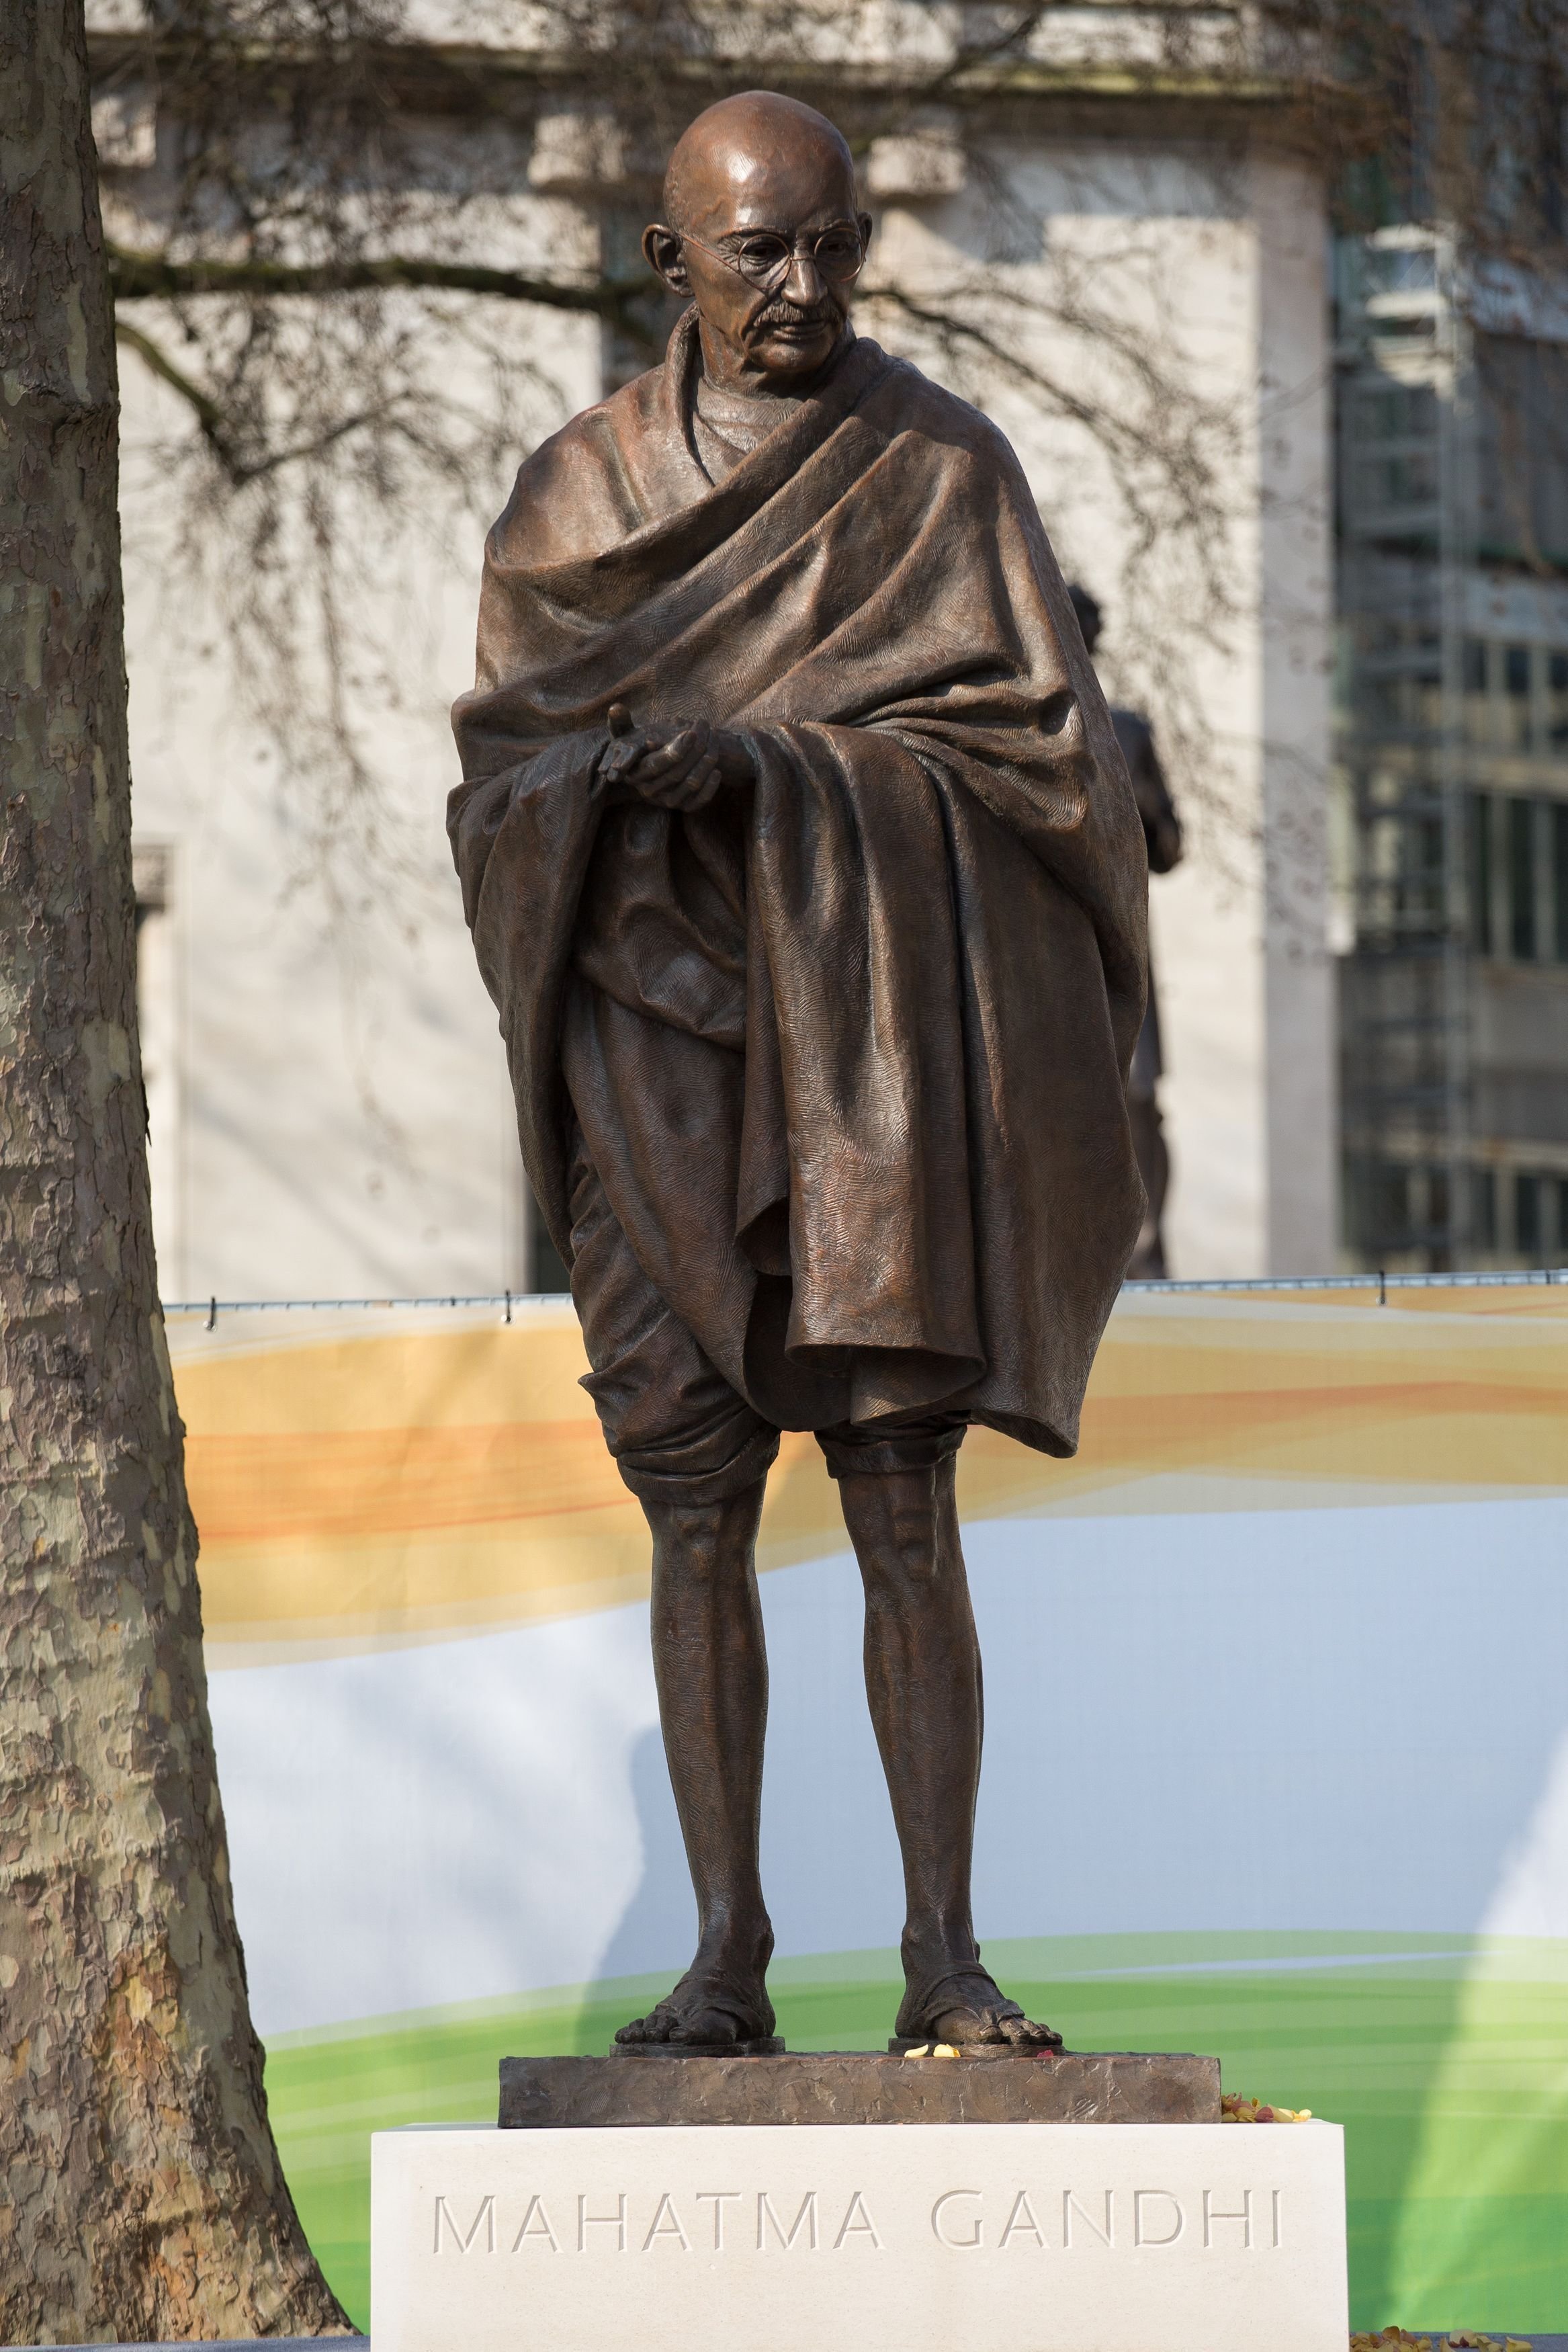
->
[646, 1484, 763, 1583]
[840, 1471, 941, 1597]
[651, 1497, 729, 1563]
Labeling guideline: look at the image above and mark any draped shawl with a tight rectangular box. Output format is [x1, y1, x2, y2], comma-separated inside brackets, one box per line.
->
[450, 312, 1147, 1456]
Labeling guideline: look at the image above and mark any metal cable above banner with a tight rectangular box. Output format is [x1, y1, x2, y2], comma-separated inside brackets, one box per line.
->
[161, 1267, 1568, 1316]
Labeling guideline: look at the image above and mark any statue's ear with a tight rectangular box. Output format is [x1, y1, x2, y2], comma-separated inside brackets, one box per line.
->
[643, 222, 689, 292]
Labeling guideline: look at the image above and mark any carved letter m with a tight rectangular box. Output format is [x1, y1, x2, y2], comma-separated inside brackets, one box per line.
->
[758, 2191, 818, 2251]
[435, 2194, 496, 2254]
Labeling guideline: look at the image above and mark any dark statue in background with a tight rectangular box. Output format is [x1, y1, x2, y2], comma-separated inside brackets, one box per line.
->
[450, 93, 1149, 2053]
[1069, 584, 1183, 1281]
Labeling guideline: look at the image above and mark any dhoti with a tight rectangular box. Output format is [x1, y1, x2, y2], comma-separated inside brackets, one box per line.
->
[566, 1121, 967, 1507]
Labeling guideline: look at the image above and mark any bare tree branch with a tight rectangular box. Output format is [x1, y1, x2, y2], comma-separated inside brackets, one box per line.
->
[96, 0, 1568, 951]
[114, 316, 228, 442]
[108, 243, 659, 333]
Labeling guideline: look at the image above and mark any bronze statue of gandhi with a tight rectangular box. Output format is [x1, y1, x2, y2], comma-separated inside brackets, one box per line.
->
[450, 91, 1148, 2051]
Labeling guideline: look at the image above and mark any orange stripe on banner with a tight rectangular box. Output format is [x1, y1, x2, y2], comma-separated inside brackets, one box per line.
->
[183, 1378, 1568, 1552]
[167, 1294, 1568, 1660]
[183, 1421, 627, 1542]
[1078, 1380, 1568, 1484]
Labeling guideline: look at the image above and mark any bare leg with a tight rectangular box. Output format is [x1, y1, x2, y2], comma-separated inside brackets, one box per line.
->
[838, 1457, 1059, 2048]
[615, 1476, 777, 2045]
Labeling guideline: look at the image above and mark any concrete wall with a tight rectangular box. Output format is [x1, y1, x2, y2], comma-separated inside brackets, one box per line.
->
[120, 305, 601, 1300]
[1256, 157, 1336, 1275]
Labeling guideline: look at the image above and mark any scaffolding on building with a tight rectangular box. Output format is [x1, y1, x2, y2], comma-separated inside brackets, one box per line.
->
[1336, 226, 1477, 1269]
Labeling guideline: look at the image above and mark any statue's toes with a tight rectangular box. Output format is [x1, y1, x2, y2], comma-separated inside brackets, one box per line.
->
[617, 1994, 757, 2048]
[924, 1998, 1063, 2048]
[969, 2011, 1018, 2046]
[615, 2007, 672, 2045]
[998, 2011, 1063, 2049]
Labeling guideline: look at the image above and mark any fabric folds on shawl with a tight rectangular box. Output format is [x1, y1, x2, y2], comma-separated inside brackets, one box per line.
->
[450, 310, 1147, 1456]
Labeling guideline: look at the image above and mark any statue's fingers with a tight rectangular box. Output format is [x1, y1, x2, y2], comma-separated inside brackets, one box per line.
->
[681, 753, 723, 797]
[661, 725, 708, 773]
[636, 773, 690, 808]
[654, 739, 709, 788]
[605, 730, 654, 778]
[664, 719, 713, 765]
[624, 753, 673, 791]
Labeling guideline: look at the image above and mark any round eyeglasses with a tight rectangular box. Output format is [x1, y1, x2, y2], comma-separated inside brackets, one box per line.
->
[677, 224, 866, 294]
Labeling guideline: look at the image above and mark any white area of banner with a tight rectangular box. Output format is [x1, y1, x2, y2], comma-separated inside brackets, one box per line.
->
[209, 1496, 1568, 2038]
[1485, 1727, 1568, 1938]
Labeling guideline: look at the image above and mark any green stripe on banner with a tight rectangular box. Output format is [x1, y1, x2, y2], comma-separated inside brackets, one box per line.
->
[263, 1931, 1568, 2333]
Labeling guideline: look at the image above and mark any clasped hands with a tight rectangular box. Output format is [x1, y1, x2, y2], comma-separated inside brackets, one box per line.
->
[597, 702, 756, 812]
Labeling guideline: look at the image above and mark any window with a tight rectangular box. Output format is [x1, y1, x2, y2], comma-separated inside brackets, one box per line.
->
[1464, 638, 1489, 743]
[1510, 1171, 1568, 1266]
[1508, 796, 1536, 959]
[1450, 637, 1568, 753]
[1370, 1161, 1411, 1241]
[1504, 643, 1532, 749]
[1516, 1171, 1542, 1257]
[1426, 1162, 1450, 1234]
[1468, 793, 1568, 960]
[1474, 1167, 1498, 1250]
[1468, 792, 1493, 953]
[1343, 1155, 1417, 1257]
[1550, 651, 1568, 749]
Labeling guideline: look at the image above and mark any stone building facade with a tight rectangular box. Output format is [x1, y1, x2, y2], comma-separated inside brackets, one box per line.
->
[92, 1, 1337, 1294]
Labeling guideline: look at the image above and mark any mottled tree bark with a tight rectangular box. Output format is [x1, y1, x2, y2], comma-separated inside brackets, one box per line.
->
[0, 7, 351, 2339]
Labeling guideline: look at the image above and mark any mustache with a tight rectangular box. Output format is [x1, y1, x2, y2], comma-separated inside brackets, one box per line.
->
[752, 300, 838, 328]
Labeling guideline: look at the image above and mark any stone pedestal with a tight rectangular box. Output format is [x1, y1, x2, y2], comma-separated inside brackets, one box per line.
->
[372, 2052, 1349, 2352]
[498, 2047, 1220, 2128]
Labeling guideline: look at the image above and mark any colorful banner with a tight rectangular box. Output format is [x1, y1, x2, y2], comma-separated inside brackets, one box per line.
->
[168, 1282, 1568, 2332]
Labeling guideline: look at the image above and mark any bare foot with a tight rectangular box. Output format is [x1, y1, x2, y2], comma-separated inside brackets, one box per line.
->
[896, 1964, 1063, 2049]
[615, 1960, 775, 2048]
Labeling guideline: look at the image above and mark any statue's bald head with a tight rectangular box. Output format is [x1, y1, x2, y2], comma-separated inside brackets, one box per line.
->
[644, 91, 867, 396]
[663, 91, 857, 240]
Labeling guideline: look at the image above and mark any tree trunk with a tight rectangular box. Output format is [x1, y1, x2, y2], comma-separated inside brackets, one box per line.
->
[0, 7, 351, 2339]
